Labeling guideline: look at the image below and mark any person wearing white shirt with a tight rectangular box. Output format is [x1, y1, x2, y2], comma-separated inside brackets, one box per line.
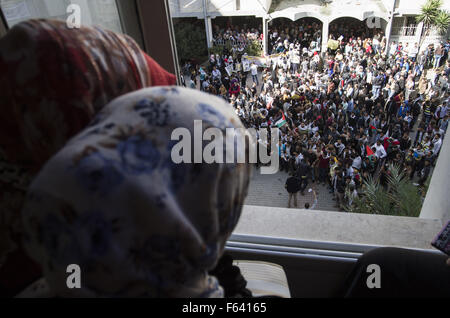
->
[389, 41, 397, 56]
[250, 63, 258, 85]
[408, 43, 419, 61]
[202, 78, 210, 91]
[352, 155, 362, 170]
[432, 134, 442, 155]
[295, 152, 304, 165]
[212, 66, 221, 82]
[301, 59, 309, 73]
[283, 101, 291, 113]
[372, 140, 387, 159]
[435, 103, 448, 120]
[372, 37, 380, 54]
[404, 113, 413, 127]
[345, 43, 353, 55]
[279, 73, 286, 86]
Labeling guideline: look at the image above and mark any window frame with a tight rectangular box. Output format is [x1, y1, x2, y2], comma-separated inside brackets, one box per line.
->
[0, 1, 446, 256]
[0, 4, 8, 36]
[136, 0, 181, 85]
[115, 0, 145, 50]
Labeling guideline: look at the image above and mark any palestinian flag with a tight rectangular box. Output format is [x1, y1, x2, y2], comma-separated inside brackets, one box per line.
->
[366, 145, 375, 160]
[275, 113, 287, 128]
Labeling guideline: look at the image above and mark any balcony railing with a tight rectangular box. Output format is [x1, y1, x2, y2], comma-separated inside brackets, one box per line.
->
[392, 26, 417, 37]
[422, 25, 448, 37]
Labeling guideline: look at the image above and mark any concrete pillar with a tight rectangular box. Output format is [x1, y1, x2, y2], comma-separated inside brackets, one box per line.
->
[384, 17, 394, 55]
[321, 20, 329, 53]
[416, 21, 424, 51]
[206, 16, 213, 48]
[384, 0, 396, 55]
[420, 130, 450, 223]
[202, 0, 212, 48]
[263, 17, 268, 56]
[0, 15, 6, 38]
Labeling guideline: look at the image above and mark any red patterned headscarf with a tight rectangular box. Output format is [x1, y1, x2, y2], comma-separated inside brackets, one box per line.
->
[0, 19, 175, 294]
[0, 19, 175, 170]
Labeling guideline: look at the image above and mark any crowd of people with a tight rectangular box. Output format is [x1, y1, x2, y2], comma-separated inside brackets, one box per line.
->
[183, 21, 449, 211]
[268, 19, 322, 54]
[212, 24, 263, 47]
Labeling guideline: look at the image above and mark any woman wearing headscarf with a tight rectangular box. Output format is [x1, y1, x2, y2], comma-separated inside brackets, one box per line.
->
[21, 86, 253, 297]
[0, 19, 175, 296]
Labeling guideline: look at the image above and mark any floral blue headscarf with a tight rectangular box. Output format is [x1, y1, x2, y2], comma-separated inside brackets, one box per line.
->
[21, 87, 252, 297]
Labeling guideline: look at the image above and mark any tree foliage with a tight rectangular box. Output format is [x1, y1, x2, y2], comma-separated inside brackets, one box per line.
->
[416, 0, 442, 26]
[345, 164, 425, 217]
[435, 9, 450, 35]
[245, 40, 263, 57]
[416, 0, 450, 51]
[173, 20, 208, 64]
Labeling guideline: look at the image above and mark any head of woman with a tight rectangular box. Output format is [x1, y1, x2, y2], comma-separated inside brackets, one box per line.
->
[21, 87, 253, 297]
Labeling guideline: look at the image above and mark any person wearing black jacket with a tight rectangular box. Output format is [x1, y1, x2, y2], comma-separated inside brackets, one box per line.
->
[285, 172, 301, 208]
[334, 171, 346, 210]
[411, 98, 421, 128]
[400, 132, 412, 152]
[418, 159, 431, 186]
[356, 114, 366, 130]
[297, 160, 311, 195]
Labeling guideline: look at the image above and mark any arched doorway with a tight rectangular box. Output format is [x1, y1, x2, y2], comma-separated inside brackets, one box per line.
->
[328, 17, 387, 41]
[212, 15, 262, 35]
[209, 16, 264, 56]
[268, 17, 323, 54]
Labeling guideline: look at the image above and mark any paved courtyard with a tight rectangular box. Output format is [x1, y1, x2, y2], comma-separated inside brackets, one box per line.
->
[244, 167, 341, 212]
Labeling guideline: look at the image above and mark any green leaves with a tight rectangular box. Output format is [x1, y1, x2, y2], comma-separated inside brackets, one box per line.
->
[416, 0, 447, 29]
[416, 0, 448, 63]
[173, 19, 208, 64]
[245, 40, 263, 57]
[345, 164, 423, 217]
[210, 45, 224, 56]
[435, 10, 450, 35]
[385, 164, 422, 217]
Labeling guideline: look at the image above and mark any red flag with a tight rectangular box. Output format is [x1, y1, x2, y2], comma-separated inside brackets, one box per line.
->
[366, 145, 374, 157]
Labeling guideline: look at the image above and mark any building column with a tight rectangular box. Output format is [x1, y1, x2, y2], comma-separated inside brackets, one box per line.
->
[321, 20, 329, 53]
[384, 0, 397, 55]
[420, 130, 450, 223]
[202, 0, 212, 49]
[263, 16, 268, 56]
[206, 17, 213, 48]
[416, 21, 424, 51]
[384, 16, 394, 55]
